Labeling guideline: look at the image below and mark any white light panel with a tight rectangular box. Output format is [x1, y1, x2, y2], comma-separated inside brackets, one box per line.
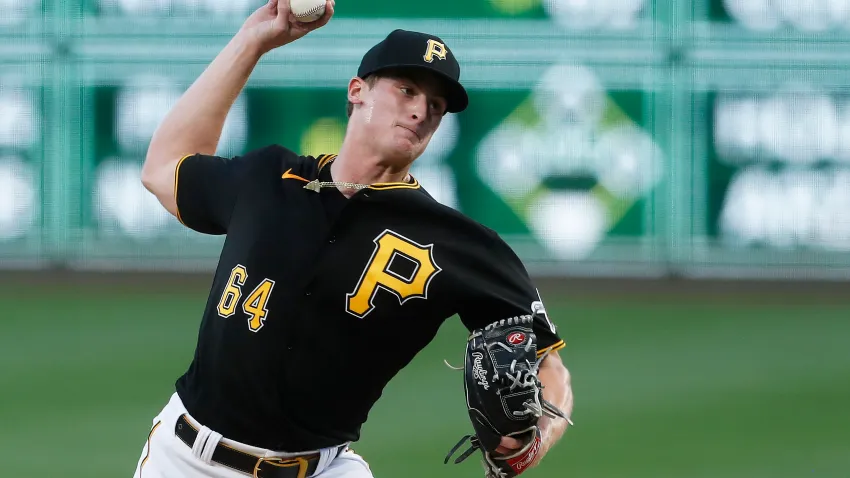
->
[0, 155, 37, 241]
[93, 159, 172, 239]
[542, 0, 646, 30]
[0, 87, 39, 149]
[723, 0, 850, 32]
[115, 75, 247, 157]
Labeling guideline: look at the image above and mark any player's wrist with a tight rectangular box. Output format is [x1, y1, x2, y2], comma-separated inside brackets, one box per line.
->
[538, 416, 551, 434]
[503, 429, 543, 474]
[233, 30, 270, 61]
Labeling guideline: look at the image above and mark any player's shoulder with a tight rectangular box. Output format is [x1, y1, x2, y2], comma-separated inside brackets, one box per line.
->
[236, 144, 334, 178]
[273, 146, 336, 175]
[411, 189, 512, 250]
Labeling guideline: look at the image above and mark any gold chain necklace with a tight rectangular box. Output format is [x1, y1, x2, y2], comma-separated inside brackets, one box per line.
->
[303, 179, 370, 193]
[305, 157, 372, 192]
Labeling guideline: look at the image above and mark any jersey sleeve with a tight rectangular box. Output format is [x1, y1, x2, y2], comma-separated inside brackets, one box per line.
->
[174, 150, 256, 235]
[456, 231, 566, 358]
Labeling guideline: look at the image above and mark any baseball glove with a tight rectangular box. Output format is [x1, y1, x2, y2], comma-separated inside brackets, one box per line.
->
[444, 315, 568, 478]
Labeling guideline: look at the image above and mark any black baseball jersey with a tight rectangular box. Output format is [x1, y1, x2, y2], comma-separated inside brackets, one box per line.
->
[172, 145, 566, 452]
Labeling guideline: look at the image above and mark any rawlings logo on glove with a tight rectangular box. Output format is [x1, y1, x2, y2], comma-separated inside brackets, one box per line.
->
[471, 352, 490, 390]
[444, 315, 568, 478]
[505, 430, 540, 473]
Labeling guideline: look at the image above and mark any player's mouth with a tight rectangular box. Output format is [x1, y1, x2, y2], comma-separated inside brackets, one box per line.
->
[396, 124, 420, 141]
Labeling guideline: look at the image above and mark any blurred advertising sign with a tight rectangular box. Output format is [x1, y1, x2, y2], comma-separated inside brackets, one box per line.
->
[474, 64, 664, 261]
[711, 85, 850, 252]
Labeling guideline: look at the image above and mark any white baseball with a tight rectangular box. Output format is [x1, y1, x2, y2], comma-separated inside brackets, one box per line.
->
[289, 0, 326, 22]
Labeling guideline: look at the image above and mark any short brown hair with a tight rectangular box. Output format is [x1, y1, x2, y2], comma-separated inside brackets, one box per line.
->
[346, 74, 381, 118]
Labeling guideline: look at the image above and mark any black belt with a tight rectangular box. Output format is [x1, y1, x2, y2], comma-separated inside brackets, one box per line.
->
[175, 414, 337, 478]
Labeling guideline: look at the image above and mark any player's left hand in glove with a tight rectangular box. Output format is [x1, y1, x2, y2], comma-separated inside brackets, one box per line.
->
[444, 315, 571, 478]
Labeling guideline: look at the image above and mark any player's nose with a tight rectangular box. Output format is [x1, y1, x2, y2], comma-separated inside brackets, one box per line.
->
[409, 94, 429, 122]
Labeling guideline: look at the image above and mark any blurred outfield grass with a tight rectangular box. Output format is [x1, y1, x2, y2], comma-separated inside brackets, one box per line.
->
[0, 273, 849, 478]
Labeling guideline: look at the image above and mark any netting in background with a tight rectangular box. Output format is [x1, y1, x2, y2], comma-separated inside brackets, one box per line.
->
[2, 0, 850, 278]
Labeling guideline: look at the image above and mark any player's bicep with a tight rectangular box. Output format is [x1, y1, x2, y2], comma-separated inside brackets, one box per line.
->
[459, 295, 564, 359]
[174, 153, 245, 235]
[456, 232, 565, 357]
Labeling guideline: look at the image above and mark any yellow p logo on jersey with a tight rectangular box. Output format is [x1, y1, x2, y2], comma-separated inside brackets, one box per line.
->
[423, 39, 448, 63]
[346, 229, 441, 318]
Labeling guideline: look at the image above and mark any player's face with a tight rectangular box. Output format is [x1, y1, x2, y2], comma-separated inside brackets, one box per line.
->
[359, 70, 448, 164]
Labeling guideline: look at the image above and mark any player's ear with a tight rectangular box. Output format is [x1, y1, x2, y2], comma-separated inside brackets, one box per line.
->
[348, 77, 366, 107]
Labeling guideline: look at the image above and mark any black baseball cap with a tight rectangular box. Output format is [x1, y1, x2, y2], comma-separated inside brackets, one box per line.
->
[357, 29, 469, 113]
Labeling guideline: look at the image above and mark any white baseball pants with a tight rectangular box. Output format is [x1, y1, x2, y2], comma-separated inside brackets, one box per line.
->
[132, 392, 374, 478]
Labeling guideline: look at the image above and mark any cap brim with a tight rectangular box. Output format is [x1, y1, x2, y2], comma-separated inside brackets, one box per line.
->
[441, 76, 469, 113]
[361, 64, 469, 113]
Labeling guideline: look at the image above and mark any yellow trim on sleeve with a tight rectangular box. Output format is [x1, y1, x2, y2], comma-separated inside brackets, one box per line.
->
[368, 176, 421, 190]
[173, 153, 194, 226]
[318, 154, 337, 171]
[537, 340, 565, 357]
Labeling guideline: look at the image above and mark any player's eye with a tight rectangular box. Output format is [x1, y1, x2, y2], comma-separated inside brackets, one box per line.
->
[431, 100, 447, 116]
[400, 86, 414, 96]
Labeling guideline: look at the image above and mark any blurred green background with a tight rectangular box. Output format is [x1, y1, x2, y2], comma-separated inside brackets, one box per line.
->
[1, 274, 849, 477]
[3, 0, 850, 477]
[5, 0, 850, 277]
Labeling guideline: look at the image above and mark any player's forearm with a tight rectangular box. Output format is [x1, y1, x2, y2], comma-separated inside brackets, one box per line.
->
[144, 32, 262, 171]
[536, 352, 572, 462]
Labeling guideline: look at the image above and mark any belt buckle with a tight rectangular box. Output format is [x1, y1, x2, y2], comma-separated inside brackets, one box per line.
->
[253, 456, 309, 478]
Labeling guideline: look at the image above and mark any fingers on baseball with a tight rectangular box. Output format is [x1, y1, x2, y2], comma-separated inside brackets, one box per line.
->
[290, 3, 333, 30]
[315, 2, 334, 26]
[274, 2, 289, 25]
[305, 1, 334, 27]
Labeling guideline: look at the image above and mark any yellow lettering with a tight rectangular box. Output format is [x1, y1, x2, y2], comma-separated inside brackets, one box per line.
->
[217, 265, 247, 318]
[346, 230, 441, 318]
[216, 264, 276, 332]
[423, 39, 447, 63]
[243, 279, 275, 332]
